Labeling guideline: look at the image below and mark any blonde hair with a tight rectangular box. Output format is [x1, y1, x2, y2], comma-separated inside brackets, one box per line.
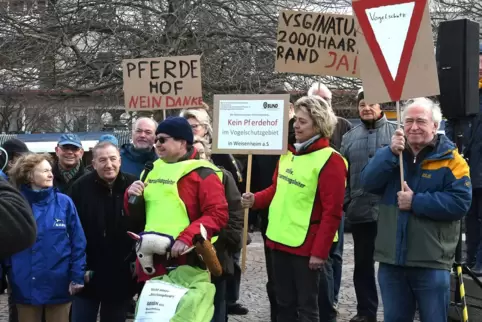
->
[180, 108, 213, 140]
[8, 153, 53, 188]
[294, 95, 338, 138]
[193, 136, 212, 159]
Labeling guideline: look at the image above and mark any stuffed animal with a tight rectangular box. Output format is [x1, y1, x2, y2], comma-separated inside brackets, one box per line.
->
[127, 231, 174, 275]
[128, 224, 223, 277]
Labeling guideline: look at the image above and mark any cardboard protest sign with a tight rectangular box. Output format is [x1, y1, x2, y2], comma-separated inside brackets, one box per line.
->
[275, 10, 360, 78]
[212, 94, 290, 155]
[122, 55, 203, 111]
[352, 0, 439, 104]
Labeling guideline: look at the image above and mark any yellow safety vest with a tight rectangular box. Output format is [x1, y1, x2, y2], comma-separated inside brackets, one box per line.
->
[267, 147, 348, 247]
[143, 159, 223, 241]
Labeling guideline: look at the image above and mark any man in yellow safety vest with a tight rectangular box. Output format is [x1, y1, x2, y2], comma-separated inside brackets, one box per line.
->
[126, 116, 229, 281]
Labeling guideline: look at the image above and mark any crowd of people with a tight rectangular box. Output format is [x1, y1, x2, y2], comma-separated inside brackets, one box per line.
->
[0, 57, 481, 322]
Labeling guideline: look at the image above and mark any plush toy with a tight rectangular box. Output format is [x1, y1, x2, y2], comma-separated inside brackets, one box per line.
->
[186, 224, 223, 277]
[127, 231, 174, 275]
[128, 224, 223, 277]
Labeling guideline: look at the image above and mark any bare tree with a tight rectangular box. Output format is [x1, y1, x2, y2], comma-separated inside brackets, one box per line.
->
[0, 0, 380, 127]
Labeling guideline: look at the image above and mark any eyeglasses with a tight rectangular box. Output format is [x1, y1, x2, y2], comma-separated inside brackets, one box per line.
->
[59, 145, 81, 152]
[155, 136, 172, 144]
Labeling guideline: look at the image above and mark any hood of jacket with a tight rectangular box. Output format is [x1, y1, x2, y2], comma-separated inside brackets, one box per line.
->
[120, 143, 158, 164]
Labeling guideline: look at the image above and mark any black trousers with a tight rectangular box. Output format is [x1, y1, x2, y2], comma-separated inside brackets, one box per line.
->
[351, 221, 379, 318]
[260, 211, 277, 322]
[271, 250, 320, 322]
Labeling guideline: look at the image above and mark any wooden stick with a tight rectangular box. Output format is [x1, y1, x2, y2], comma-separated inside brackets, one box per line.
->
[396, 101, 404, 191]
[241, 154, 253, 274]
[163, 109, 167, 121]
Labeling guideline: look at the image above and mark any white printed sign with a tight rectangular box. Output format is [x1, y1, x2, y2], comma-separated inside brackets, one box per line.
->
[212, 94, 290, 155]
[135, 280, 189, 322]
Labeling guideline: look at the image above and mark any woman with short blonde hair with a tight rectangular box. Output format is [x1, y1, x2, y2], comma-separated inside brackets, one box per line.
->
[7, 153, 86, 322]
[294, 95, 338, 139]
[241, 95, 347, 322]
[180, 108, 213, 141]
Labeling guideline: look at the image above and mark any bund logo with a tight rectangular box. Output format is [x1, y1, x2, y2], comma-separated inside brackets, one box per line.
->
[263, 102, 279, 110]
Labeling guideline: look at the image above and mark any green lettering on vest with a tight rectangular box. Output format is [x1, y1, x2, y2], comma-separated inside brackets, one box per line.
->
[143, 159, 223, 242]
[267, 147, 348, 248]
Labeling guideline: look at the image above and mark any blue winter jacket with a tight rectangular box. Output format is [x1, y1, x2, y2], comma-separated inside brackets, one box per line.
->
[119, 143, 158, 178]
[6, 186, 86, 305]
[361, 135, 472, 270]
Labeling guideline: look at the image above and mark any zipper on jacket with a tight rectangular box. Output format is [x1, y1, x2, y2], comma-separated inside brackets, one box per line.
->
[413, 156, 416, 164]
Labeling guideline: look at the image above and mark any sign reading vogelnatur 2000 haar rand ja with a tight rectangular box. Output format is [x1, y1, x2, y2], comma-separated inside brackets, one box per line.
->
[275, 10, 360, 78]
[122, 55, 203, 111]
[212, 94, 290, 155]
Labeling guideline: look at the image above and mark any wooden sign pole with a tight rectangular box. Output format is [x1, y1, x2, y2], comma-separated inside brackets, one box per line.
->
[241, 154, 253, 273]
[396, 101, 404, 191]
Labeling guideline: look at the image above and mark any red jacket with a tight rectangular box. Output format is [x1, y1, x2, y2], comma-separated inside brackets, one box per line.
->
[124, 148, 229, 281]
[253, 137, 346, 260]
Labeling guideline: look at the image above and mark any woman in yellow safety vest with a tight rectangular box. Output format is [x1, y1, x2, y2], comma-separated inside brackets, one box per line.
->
[241, 95, 348, 322]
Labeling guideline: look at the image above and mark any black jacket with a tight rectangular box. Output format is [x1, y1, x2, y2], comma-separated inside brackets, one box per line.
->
[0, 178, 36, 259]
[67, 171, 141, 301]
[211, 154, 244, 192]
[214, 168, 243, 277]
[53, 162, 90, 193]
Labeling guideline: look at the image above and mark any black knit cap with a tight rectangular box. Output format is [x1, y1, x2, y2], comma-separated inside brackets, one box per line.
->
[1, 139, 29, 159]
[357, 91, 365, 106]
[155, 117, 194, 144]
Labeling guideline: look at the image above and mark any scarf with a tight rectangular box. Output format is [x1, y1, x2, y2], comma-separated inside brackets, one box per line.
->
[59, 162, 80, 183]
[479, 78, 482, 89]
[294, 135, 321, 153]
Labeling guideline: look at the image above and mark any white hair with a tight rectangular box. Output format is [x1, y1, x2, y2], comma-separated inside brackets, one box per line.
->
[402, 97, 443, 129]
[307, 82, 332, 100]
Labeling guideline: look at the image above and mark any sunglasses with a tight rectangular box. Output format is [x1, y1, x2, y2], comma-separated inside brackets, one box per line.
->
[155, 136, 172, 144]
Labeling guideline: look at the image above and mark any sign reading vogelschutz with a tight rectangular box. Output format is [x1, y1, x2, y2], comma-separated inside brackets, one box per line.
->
[212, 94, 290, 155]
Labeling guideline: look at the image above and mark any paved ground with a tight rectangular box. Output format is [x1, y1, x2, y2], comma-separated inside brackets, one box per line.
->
[228, 232, 385, 322]
[0, 232, 400, 321]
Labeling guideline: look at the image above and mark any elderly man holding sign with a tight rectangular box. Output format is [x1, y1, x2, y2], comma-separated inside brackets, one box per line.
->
[360, 97, 472, 321]
[241, 95, 347, 322]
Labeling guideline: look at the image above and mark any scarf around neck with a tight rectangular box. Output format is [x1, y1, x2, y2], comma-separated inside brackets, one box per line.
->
[59, 162, 80, 183]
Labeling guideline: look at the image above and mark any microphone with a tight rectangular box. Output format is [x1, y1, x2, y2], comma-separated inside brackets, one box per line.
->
[128, 161, 154, 205]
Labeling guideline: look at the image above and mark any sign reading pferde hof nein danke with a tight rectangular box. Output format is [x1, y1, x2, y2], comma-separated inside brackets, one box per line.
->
[212, 94, 290, 155]
[122, 55, 203, 111]
[275, 10, 360, 78]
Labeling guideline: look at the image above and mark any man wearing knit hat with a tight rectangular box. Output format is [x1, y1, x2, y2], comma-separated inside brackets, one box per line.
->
[0, 139, 30, 179]
[340, 89, 397, 322]
[0, 138, 30, 322]
[126, 117, 228, 281]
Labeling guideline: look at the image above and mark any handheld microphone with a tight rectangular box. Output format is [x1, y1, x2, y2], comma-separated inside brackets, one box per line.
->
[128, 161, 154, 205]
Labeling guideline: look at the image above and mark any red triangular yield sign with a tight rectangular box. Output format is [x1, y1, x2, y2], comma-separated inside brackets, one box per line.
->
[352, 0, 428, 102]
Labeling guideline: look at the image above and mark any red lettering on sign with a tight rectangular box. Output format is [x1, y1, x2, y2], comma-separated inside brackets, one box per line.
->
[166, 96, 203, 108]
[128, 96, 163, 109]
[324, 51, 358, 74]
